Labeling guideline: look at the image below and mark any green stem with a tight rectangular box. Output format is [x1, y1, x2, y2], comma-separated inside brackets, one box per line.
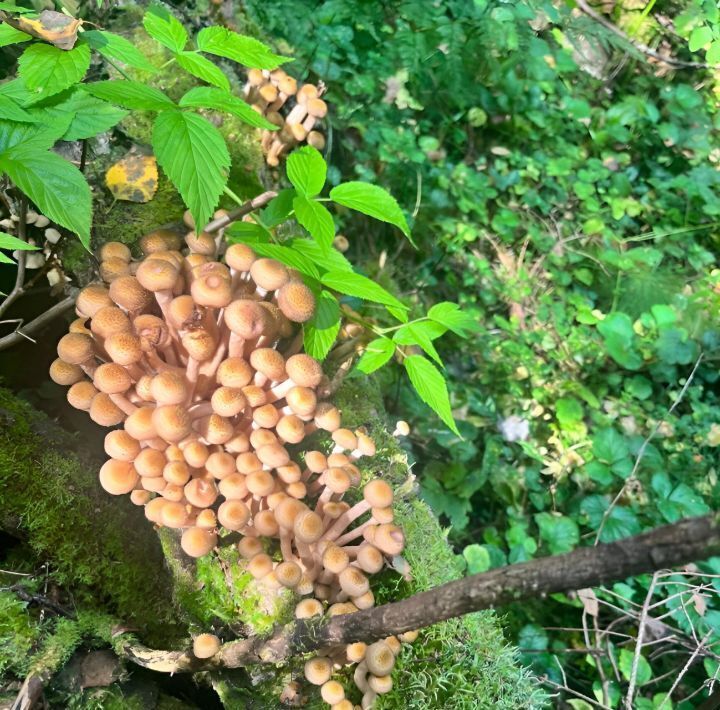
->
[160, 58, 176, 70]
[222, 185, 245, 207]
[104, 58, 132, 81]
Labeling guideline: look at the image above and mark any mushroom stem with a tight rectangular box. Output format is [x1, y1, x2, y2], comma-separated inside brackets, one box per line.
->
[109, 393, 138, 415]
[334, 519, 376, 548]
[324, 500, 371, 541]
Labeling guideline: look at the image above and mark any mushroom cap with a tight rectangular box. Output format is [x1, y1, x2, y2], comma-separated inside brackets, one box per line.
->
[133, 447, 166, 477]
[322, 544, 350, 574]
[217, 357, 253, 388]
[314, 402, 341, 432]
[276, 461, 302, 484]
[160, 501, 188, 528]
[182, 440, 209, 468]
[184, 478, 219, 508]
[346, 642, 367, 663]
[320, 680, 345, 705]
[152, 405, 192, 442]
[140, 229, 182, 254]
[247, 553, 273, 579]
[323, 467, 351, 494]
[99, 459, 138, 495]
[185, 230, 216, 255]
[305, 97, 328, 118]
[253, 509, 279, 536]
[332, 428, 358, 451]
[68, 317, 91, 335]
[104, 332, 143, 365]
[217, 499, 251, 531]
[104, 430, 141, 461]
[246, 470, 275, 497]
[372, 523, 405, 556]
[109, 275, 153, 312]
[163, 460, 191, 486]
[151, 371, 189, 406]
[196, 509, 217, 530]
[368, 674, 392, 694]
[363, 480, 393, 509]
[49, 358, 84, 385]
[99, 257, 131, 283]
[136, 258, 179, 292]
[167, 294, 196, 329]
[295, 598, 323, 619]
[242, 385, 268, 409]
[89, 393, 125, 426]
[57, 333, 94, 364]
[365, 641, 395, 676]
[256, 443, 289, 468]
[205, 451, 236, 479]
[297, 83, 319, 104]
[99, 241, 132, 263]
[275, 560, 302, 588]
[66, 381, 98, 410]
[293, 510, 323, 543]
[304, 657, 332, 686]
[224, 300, 270, 339]
[276, 282, 316, 322]
[199, 413, 234, 445]
[181, 527, 217, 557]
[306, 130, 326, 151]
[356, 544, 384, 574]
[76, 284, 113, 318]
[191, 274, 232, 308]
[275, 498, 307, 530]
[339, 566, 369, 597]
[193, 633, 221, 659]
[124, 406, 157, 440]
[286, 354, 323, 387]
[250, 258, 289, 291]
[305, 451, 327, 474]
[90, 306, 131, 339]
[210, 386, 247, 417]
[353, 589, 375, 610]
[134, 314, 171, 350]
[252, 403, 281, 429]
[218, 473, 248, 500]
[93, 363, 132, 394]
[250, 348, 286, 381]
[181, 329, 217, 362]
[286, 386, 317, 417]
[225, 243, 256, 272]
[237, 536, 263, 559]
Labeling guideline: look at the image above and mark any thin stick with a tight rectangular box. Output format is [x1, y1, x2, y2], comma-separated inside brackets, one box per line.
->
[624, 572, 658, 709]
[204, 191, 278, 234]
[0, 196, 28, 320]
[0, 297, 75, 352]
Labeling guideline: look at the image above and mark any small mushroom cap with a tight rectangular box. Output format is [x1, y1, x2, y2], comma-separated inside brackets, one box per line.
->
[256, 443, 289, 468]
[217, 357, 253, 388]
[247, 553, 273, 579]
[250, 348, 286, 381]
[365, 641, 395, 676]
[57, 333, 94, 364]
[205, 451, 236, 479]
[250, 258, 289, 291]
[68, 317, 91, 335]
[93, 363, 132, 394]
[322, 544, 350, 574]
[286, 386, 317, 417]
[253, 509, 279, 536]
[224, 300, 270, 339]
[160, 500, 188, 528]
[163, 460, 191, 486]
[275, 560, 302, 588]
[182, 329, 217, 362]
[136, 258, 180, 292]
[306, 130, 326, 151]
[246, 470, 275, 497]
[285, 354, 323, 387]
[134, 314, 171, 350]
[368, 674, 392, 694]
[76, 284, 113, 318]
[104, 430, 141, 461]
[225, 243, 256, 272]
[181, 527, 217, 557]
[305, 451, 327, 473]
[320, 680, 345, 705]
[356, 544, 384, 574]
[99, 242, 132, 263]
[372, 523, 405, 556]
[151, 371, 189, 406]
[90, 306, 132, 340]
[89, 393, 125, 426]
[144, 497, 167, 523]
[314, 402, 341, 432]
[346, 642, 367, 663]
[293, 510, 324, 543]
[242, 385, 268, 408]
[304, 656, 332, 685]
[322, 467, 351, 494]
[399, 630, 419, 644]
[193, 633, 221, 659]
[124, 406, 157, 440]
[133, 447, 166, 477]
[352, 589, 375, 610]
[363, 480, 393, 508]
[184, 478, 219, 508]
[49, 358, 85, 386]
[253, 403, 281, 429]
[152, 405, 192, 442]
[196, 509, 217, 530]
[217, 499, 251, 531]
[167, 294, 195, 329]
[238, 536, 263, 559]
[305, 97, 328, 118]
[99, 459, 138, 495]
[276, 281, 316, 322]
[332, 428, 358, 451]
[295, 598, 323, 619]
[339, 566, 369, 597]
[99, 257, 131, 283]
[104, 332, 143, 365]
[140, 229, 182, 254]
[182, 440, 209, 468]
[218, 473, 248, 501]
[275, 497, 307, 530]
[109, 275, 153, 312]
[191, 274, 232, 308]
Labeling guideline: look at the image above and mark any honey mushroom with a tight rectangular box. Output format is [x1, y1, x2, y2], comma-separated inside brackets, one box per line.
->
[52, 234, 411, 708]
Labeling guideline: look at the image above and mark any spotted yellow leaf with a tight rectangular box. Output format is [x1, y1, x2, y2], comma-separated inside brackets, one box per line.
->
[4, 10, 82, 50]
[105, 152, 158, 203]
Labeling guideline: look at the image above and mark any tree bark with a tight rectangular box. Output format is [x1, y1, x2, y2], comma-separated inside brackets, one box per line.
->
[122, 513, 720, 671]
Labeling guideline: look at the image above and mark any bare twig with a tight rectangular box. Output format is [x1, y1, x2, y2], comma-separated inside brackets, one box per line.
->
[204, 190, 278, 233]
[0, 196, 28, 320]
[625, 572, 659, 708]
[0, 296, 75, 352]
[657, 630, 713, 709]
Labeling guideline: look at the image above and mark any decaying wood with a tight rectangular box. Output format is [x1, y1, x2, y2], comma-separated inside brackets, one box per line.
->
[121, 514, 720, 672]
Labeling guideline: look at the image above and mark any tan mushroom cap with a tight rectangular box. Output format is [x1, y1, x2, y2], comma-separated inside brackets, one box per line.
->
[139, 229, 182, 255]
[295, 598, 323, 619]
[253, 509, 279, 536]
[76, 284, 114, 318]
[193, 633, 221, 659]
[151, 371, 189, 406]
[250, 258, 289, 291]
[93, 363, 132, 394]
[275, 560, 302, 588]
[49, 358, 84, 386]
[250, 348, 286, 381]
[104, 430, 141, 461]
[286, 386, 317, 416]
[286, 354, 323, 387]
[237, 536, 263, 559]
[89, 393, 125, 426]
[185, 230, 216, 255]
[152, 405, 192, 442]
[67, 381, 98, 410]
[217, 499, 251, 531]
[90, 306, 132, 339]
[99, 257, 131, 283]
[217, 357, 253, 388]
[191, 274, 232, 308]
[109, 275, 153, 312]
[224, 300, 270, 339]
[247, 553, 273, 579]
[276, 281, 316, 323]
[363, 479, 393, 508]
[184, 478, 219, 508]
[134, 448, 166, 477]
[181, 527, 217, 557]
[99, 241, 132, 263]
[57, 332, 94, 364]
[365, 641, 395, 676]
[339, 566, 369, 597]
[99, 459, 138, 495]
[104, 332, 143, 365]
[218, 473, 248, 500]
[136, 258, 179, 292]
[124, 406, 157, 440]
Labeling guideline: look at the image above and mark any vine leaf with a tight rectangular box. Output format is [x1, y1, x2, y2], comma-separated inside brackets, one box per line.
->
[196, 26, 291, 70]
[152, 110, 229, 231]
[356, 337, 395, 374]
[403, 354, 459, 435]
[18, 43, 90, 100]
[303, 290, 341, 360]
[143, 3, 187, 53]
[176, 51, 230, 91]
[178, 87, 276, 129]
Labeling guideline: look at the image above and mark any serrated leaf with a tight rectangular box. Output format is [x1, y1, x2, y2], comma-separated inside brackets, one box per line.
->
[404, 354, 458, 434]
[178, 86, 275, 129]
[0, 3, 34, 13]
[61, 92, 128, 140]
[394, 323, 443, 366]
[304, 290, 340, 360]
[0, 23, 31, 47]
[428, 301, 478, 337]
[287, 145, 326, 196]
[689, 25, 713, 52]
[261, 188, 295, 227]
[152, 109, 229, 232]
[0, 115, 73, 153]
[18, 43, 90, 101]
[0, 145, 91, 247]
[233, 239, 321, 280]
[393, 320, 447, 343]
[294, 195, 334, 253]
[356, 337, 395, 374]
[290, 237, 353, 273]
[82, 30, 157, 72]
[196, 26, 291, 69]
[321, 270, 407, 310]
[0, 94, 37, 123]
[330, 181, 413, 243]
[0, 231, 39, 251]
[143, 3, 187, 53]
[176, 51, 230, 91]
[82, 80, 174, 111]
[535, 512, 579, 554]
[387, 305, 409, 323]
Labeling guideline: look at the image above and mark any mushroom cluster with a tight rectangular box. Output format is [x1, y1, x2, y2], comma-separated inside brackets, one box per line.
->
[244, 68, 327, 166]
[49, 227, 413, 708]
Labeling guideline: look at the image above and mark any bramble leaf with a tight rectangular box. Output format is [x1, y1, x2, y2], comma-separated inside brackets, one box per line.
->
[0, 95, 37, 123]
[18, 43, 90, 100]
[196, 26, 291, 69]
[404, 354, 459, 435]
[428, 301, 478, 337]
[82, 30, 157, 72]
[356, 337, 395, 374]
[294, 195, 334, 254]
[321, 270, 406, 310]
[83, 80, 174, 111]
[304, 290, 341, 360]
[178, 87, 276, 129]
[143, 3, 187, 53]
[287, 145, 326, 197]
[176, 51, 230, 91]
[0, 23, 30, 48]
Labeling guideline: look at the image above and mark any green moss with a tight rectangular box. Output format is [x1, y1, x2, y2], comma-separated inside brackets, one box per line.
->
[0, 591, 40, 677]
[0, 388, 178, 641]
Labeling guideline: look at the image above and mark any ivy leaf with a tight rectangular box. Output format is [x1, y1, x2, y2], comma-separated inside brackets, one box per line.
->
[0, 231, 39, 264]
[196, 26, 291, 69]
[0, 94, 37, 123]
[287, 145, 326, 197]
[83, 80, 174, 111]
[356, 337, 395, 374]
[152, 109, 229, 233]
[394, 323, 443, 366]
[535, 512, 579, 554]
[303, 290, 341, 360]
[18, 43, 90, 100]
[294, 195, 334, 253]
[330, 181, 413, 244]
[0, 23, 31, 48]
[143, 3, 187, 53]
[81, 30, 157, 72]
[175, 51, 230, 91]
[321, 270, 407, 310]
[0, 145, 91, 247]
[178, 87, 276, 129]
[404, 354, 459, 435]
[61, 92, 128, 141]
[428, 301, 478, 337]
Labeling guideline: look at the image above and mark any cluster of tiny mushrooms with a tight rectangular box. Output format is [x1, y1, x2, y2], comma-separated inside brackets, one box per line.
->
[49, 216, 415, 708]
[244, 68, 327, 166]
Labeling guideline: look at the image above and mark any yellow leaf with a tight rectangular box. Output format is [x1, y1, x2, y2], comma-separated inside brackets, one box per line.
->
[105, 152, 158, 203]
[3, 10, 83, 50]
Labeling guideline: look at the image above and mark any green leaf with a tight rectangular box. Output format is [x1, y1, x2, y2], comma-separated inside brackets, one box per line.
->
[592, 428, 629, 465]
[463, 544, 491, 574]
[175, 51, 230, 91]
[556, 397, 583, 427]
[0, 146, 91, 247]
[0, 231, 39, 253]
[0, 23, 30, 48]
[287, 145, 326, 197]
[293, 195, 334, 253]
[535, 512, 579, 554]
[394, 323, 443, 366]
[291, 237, 353, 273]
[321, 270, 407, 310]
[261, 189, 295, 227]
[356, 337, 395, 374]
[689, 25, 713, 52]
[427, 301, 478, 337]
[404, 354, 459, 435]
[244, 241, 320, 280]
[597, 312, 642, 370]
[143, 3, 187, 53]
[152, 110, 229, 233]
[0, 116, 72, 153]
[619, 648, 652, 686]
[196, 26, 291, 69]
[18, 43, 90, 101]
[330, 181, 412, 243]
[81, 30, 157, 72]
[707, 40, 720, 64]
[178, 86, 276, 129]
[0, 95, 37, 123]
[60, 92, 128, 141]
[83, 80, 174, 111]
[303, 290, 341, 360]
[0, 3, 34, 13]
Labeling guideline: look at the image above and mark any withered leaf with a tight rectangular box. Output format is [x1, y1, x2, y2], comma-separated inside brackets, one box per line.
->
[2, 10, 82, 50]
[105, 152, 158, 204]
